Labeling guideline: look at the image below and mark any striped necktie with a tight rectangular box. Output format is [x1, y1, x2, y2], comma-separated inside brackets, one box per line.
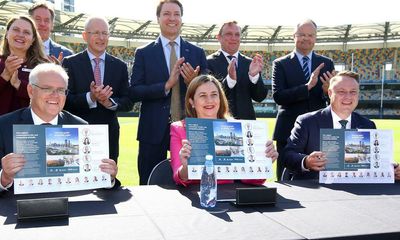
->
[302, 56, 310, 80]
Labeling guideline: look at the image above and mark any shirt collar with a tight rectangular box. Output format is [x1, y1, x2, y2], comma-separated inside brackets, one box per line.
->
[87, 50, 106, 62]
[30, 108, 58, 125]
[159, 34, 181, 48]
[43, 39, 50, 54]
[331, 108, 352, 129]
[220, 49, 239, 59]
[294, 50, 313, 62]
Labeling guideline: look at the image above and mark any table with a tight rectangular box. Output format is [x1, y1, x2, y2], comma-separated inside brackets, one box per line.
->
[1, 181, 399, 239]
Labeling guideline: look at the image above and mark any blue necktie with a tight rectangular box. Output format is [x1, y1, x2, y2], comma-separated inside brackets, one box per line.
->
[302, 56, 310, 80]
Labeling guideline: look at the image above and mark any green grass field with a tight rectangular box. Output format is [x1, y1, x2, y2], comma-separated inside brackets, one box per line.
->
[118, 117, 400, 186]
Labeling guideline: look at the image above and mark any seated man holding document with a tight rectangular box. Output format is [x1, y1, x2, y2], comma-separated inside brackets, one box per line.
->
[170, 75, 278, 186]
[284, 70, 400, 180]
[0, 63, 119, 192]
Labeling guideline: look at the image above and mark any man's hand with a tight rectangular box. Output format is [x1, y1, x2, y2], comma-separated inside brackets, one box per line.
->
[180, 62, 200, 85]
[321, 70, 336, 94]
[1, 153, 26, 187]
[47, 52, 64, 65]
[265, 140, 278, 163]
[305, 151, 327, 171]
[306, 63, 325, 90]
[165, 57, 185, 91]
[227, 58, 237, 80]
[249, 53, 264, 77]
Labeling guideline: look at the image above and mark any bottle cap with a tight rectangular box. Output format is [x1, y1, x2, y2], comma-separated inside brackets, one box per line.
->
[205, 155, 213, 161]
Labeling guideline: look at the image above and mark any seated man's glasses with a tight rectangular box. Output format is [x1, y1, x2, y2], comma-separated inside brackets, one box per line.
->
[32, 83, 69, 96]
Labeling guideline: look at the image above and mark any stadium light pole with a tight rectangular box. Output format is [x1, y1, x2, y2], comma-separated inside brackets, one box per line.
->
[379, 65, 385, 119]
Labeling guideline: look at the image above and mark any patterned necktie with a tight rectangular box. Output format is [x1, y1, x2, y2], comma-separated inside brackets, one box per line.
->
[169, 41, 181, 122]
[94, 58, 102, 86]
[302, 56, 310, 80]
[339, 120, 348, 129]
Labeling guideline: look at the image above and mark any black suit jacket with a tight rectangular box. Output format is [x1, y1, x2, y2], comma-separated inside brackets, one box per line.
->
[207, 51, 267, 120]
[0, 108, 87, 161]
[284, 106, 377, 180]
[129, 37, 207, 144]
[272, 51, 335, 142]
[62, 50, 133, 160]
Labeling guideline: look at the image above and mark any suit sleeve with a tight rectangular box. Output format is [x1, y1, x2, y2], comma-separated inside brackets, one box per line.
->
[249, 73, 268, 102]
[113, 62, 134, 112]
[129, 48, 170, 101]
[284, 115, 310, 173]
[62, 57, 91, 112]
[198, 49, 208, 75]
[170, 123, 193, 187]
[272, 60, 310, 106]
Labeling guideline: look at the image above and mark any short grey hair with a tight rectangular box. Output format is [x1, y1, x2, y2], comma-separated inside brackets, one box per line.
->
[84, 16, 109, 31]
[29, 63, 69, 87]
[294, 19, 317, 34]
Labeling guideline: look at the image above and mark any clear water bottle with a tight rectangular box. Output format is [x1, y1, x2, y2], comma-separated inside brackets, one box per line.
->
[200, 155, 217, 208]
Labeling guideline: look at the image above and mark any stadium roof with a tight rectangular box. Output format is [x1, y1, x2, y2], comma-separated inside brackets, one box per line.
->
[2, 0, 400, 44]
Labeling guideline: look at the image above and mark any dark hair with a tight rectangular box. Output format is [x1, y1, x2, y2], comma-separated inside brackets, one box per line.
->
[156, 0, 183, 17]
[28, 1, 55, 22]
[1, 16, 49, 68]
[185, 75, 230, 119]
[218, 21, 239, 35]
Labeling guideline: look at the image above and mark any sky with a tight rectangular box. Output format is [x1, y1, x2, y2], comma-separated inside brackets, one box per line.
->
[74, 0, 400, 26]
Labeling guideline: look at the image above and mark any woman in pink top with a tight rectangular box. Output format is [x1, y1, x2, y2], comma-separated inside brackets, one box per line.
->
[170, 75, 278, 186]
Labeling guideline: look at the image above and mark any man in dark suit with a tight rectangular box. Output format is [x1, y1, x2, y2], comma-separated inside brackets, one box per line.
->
[129, 0, 207, 185]
[29, 1, 73, 61]
[207, 21, 267, 120]
[272, 19, 335, 179]
[0, 63, 118, 191]
[284, 71, 376, 180]
[62, 16, 133, 163]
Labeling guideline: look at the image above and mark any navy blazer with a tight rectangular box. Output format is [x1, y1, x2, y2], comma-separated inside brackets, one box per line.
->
[284, 106, 377, 180]
[129, 37, 207, 144]
[272, 51, 334, 142]
[62, 50, 133, 161]
[49, 39, 73, 59]
[0, 108, 87, 161]
[207, 51, 267, 120]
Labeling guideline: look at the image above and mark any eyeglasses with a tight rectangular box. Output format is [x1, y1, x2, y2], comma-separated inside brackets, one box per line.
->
[87, 31, 110, 37]
[32, 83, 69, 96]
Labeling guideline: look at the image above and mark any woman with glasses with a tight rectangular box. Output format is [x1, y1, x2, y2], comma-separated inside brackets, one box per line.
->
[0, 15, 49, 116]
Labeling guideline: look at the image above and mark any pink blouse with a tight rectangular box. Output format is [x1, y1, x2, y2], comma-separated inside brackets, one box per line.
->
[170, 120, 265, 186]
